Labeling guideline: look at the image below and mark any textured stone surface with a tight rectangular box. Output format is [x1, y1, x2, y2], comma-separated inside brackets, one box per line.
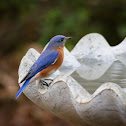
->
[112, 37, 126, 66]
[71, 33, 116, 80]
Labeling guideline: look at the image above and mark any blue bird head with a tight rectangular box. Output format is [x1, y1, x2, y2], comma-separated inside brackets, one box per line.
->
[47, 35, 71, 49]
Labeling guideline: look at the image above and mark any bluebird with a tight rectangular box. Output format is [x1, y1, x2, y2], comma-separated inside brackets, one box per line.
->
[16, 35, 71, 99]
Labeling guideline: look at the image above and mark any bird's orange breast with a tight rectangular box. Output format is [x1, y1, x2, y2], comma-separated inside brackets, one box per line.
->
[35, 46, 64, 79]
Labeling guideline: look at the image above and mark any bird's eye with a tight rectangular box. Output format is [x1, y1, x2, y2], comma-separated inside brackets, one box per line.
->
[60, 38, 64, 42]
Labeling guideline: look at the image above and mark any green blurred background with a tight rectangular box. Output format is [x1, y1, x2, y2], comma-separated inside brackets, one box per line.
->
[0, 0, 126, 126]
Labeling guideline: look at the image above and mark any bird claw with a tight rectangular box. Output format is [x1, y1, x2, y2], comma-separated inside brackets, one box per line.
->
[41, 79, 53, 87]
[43, 79, 53, 82]
[42, 80, 49, 87]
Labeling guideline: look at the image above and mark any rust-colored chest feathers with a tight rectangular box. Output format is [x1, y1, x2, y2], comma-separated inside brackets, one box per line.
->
[36, 47, 64, 78]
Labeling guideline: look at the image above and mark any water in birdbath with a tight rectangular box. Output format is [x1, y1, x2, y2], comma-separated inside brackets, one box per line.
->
[71, 60, 126, 94]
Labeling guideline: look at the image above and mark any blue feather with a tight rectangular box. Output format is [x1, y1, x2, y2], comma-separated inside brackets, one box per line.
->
[16, 78, 31, 99]
[16, 51, 59, 99]
[27, 51, 59, 78]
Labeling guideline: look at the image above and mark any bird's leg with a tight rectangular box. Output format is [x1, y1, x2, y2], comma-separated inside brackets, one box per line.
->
[42, 78, 53, 87]
[43, 78, 53, 82]
[42, 80, 49, 87]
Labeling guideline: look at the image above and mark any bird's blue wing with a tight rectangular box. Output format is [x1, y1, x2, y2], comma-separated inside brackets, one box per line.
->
[16, 51, 59, 99]
[29, 50, 59, 77]
[20, 51, 59, 83]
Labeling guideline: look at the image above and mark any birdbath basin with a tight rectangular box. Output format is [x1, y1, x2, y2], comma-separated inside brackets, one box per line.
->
[18, 33, 126, 126]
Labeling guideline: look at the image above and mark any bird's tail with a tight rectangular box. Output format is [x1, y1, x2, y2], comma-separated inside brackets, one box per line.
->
[16, 78, 31, 99]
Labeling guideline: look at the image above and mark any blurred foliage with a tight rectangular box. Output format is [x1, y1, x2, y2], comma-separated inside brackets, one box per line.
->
[0, 0, 126, 52]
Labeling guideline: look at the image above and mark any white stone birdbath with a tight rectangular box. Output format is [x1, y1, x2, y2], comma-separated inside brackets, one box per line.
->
[18, 33, 126, 126]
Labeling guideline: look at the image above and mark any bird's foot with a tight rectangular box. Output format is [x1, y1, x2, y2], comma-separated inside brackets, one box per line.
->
[42, 80, 49, 87]
[43, 79, 53, 82]
[42, 79, 53, 87]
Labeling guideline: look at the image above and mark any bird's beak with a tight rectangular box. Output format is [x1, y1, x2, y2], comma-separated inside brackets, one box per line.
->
[65, 37, 72, 40]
